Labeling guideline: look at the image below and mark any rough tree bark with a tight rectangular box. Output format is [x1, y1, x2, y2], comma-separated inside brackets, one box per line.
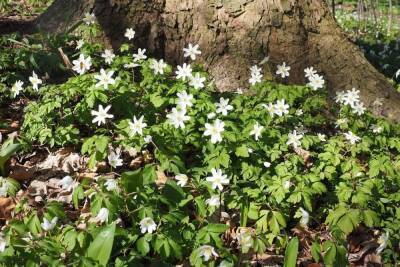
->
[5, 0, 400, 122]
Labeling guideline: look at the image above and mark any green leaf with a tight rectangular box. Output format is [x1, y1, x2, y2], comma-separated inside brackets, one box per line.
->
[311, 242, 321, 263]
[323, 241, 336, 266]
[150, 94, 165, 108]
[284, 237, 299, 267]
[121, 165, 156, 193]
[240, 200, 249, 227]
[235, 145, 249, 158]
[136, 236, 150, 256]
[362, 209, 379, 227]
[0, 143, 20, 175]
[206, 223, 229, 233]
[161, 180, 185, 207]
[87, 223, 116, 266]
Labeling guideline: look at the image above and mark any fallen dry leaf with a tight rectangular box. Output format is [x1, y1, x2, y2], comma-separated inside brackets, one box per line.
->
[8, 163, 37, 182]
[0, 197, 15, 220]
[156, 170, 168, 186]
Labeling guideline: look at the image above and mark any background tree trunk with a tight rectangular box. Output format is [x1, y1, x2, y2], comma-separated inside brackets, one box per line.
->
[13, 0, 400, 122]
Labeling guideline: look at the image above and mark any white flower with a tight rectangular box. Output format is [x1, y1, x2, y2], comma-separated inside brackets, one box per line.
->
[167, 108, 190, 129]
[177, 91, 194, 109]
[124, 62, 140, 69]
[189, 73, 206, 89]
[204, 119, 225, 144]
[262, 103, 276, 117]
[183, 43, 201, 60]
[250, 122, 264, 141]
[0, 179, 8, 197]
[150, 59, 167, 75]
[144, 135, 153, 143]
[199, 245, 218, 262]
[11, 80, 24, 97]
[125, 28, 135, 40]
[94, 69, 115, 90]
[72, 54, 92, 75]
[76, 39, 84, 50]
[58, 176, 75, 191]
[274, 99, 290, 117]
[249, 72, 263, 85]
[175, 63, 192, 81]
[263, 161, 271, 168]
[206, 168, 229, 191]
[250, 65, 262, 76]
[216, 97, 233, 116]
[0, 185, 7, 197]
[91, 105, 114, 126]
[0, 233, 6, 252]
[41, 217, 58, 231]
[133, 48, 147, 62]
[304, 67, 317, 78]
[83, 12, 96, 25]
[376, 231, 389, 254]
[343, 88, 360, 107]
[129, 115, 147, 136]
[139, 217, 157, 234]
[276, 62, 290, 78]
[283, 180, 292, 190]
[206, 195, 222, 207]
[175, 174, 188, 187]
[396, 69, 400, 78]
[249, 65, 263, 85]
[108, 150, 123, 168]
[299, 208, 309, 226]
[308, 74, 325, 90]
[101, 49, 115, 65]
[207, 113, 216, 120]
[236, 88, 244, 94]
[335, 91, 346, 104]
[344, 131, 361, 144]
[104, 179, 118, 191]
[236, 228, 253, 251]
[94, 208, 109, 224]
[352, 101, 366, 115]
[317, 133, 326, 142]
[295, 109, 303, 116]
[371, 124, 383, 133]
[286, 130, 303, 148]
[29, 71, 42, 91]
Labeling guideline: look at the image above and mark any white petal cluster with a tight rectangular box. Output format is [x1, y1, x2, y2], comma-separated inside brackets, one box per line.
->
[139, 217, 157, 234]
[276, 62, 290, 78]
[216, 97, 233, 116]
[336, 88, 366, 115]
[304, 67, 325, 91]
[344, 131, 361, 144]
[72, 54, 92, 75]
[91, 105, 114, 126]
[286, 130, 303, 148]
[249, 65, 263, 85]
[199, 245, 218, 262]
[206, 168, 229, 191]
[204, 119, 225, 144]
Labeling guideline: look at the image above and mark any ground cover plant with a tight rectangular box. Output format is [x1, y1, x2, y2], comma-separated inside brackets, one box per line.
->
[0, 3, 399, 267]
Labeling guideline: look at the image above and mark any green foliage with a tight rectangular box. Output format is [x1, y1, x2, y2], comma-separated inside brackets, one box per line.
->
[0, 15, 399, 266]
[284, 237, 299, 267]
[0, 138, 20, 176]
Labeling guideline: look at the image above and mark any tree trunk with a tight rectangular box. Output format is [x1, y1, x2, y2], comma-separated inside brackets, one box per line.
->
[7, 0, 400, 122]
